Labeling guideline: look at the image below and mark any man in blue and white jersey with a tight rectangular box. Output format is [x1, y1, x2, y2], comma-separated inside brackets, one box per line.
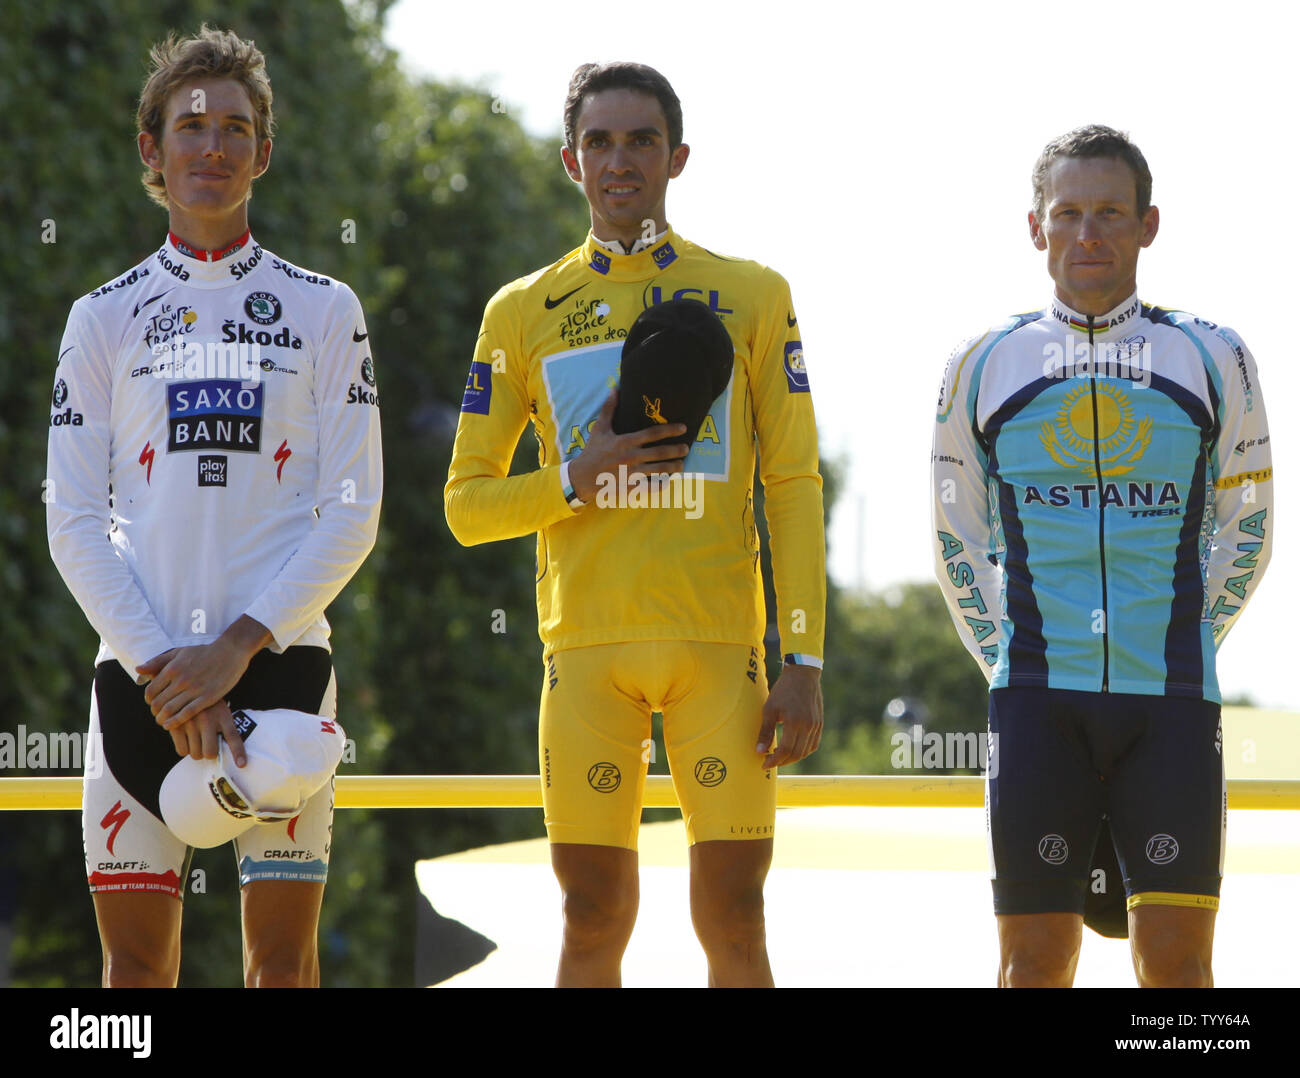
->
[932, 125, 1271, 987]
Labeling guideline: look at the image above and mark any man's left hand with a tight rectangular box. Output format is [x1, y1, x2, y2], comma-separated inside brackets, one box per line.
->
[756, 664, 823, 768]
[137, 616, 272, 729]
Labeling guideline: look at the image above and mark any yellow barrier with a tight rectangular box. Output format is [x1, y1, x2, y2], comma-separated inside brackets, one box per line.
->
[1, 775, 1297, 811]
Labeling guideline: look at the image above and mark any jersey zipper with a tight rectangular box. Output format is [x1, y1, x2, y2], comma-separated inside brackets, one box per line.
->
[1088, 316, 1110, 692]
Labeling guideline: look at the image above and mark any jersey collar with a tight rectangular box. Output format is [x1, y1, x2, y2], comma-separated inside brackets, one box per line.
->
[157, 231, 263, 289]
[580, 227, 681, 281]
[1048, 291, 1142, 337]
[592, 227, 668, 255]
[168, 229, 251, 263]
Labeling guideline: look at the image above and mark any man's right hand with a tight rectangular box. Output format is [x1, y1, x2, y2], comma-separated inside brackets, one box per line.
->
[567, 389, 691, 503]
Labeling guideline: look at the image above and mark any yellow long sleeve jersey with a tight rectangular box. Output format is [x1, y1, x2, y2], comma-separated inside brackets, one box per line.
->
[444, 229, 826, 664]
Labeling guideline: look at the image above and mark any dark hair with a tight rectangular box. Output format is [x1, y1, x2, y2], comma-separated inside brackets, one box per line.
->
[563, 62, 682, 151]
[137, 24, 274, 208]
[1031, 124, 1152, 221]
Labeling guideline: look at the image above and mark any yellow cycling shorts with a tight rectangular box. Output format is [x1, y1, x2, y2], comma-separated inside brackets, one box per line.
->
[539, 641, 776, 849]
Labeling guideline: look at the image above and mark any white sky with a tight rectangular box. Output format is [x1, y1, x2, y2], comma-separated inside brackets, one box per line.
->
[386, 0, 1298, 707]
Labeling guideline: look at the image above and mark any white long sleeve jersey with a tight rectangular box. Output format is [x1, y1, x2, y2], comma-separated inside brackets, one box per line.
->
[47, 236, 382, 674]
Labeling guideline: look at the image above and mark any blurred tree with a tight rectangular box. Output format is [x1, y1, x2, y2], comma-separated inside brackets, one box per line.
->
[817, 582, 990, 775]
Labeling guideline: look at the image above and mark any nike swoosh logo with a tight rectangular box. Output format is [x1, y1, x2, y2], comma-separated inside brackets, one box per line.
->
[352, 328, 368, 342]
[59, 346, 74, 361]
[133, 291, 170, 318]
[787, 312, 797, 328]
[544, 284, 587, 309]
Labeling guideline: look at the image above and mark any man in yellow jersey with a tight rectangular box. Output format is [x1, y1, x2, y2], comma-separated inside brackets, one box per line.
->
[445, 62, 826, 987]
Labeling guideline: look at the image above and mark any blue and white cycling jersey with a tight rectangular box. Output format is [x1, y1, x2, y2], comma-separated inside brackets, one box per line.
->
[932, 291, 1272, 702]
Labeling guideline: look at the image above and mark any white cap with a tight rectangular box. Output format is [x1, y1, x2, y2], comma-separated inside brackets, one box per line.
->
[159, 708, 346, 848]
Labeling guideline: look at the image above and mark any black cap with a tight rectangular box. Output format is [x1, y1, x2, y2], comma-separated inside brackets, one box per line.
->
[612, 298, 734, 457]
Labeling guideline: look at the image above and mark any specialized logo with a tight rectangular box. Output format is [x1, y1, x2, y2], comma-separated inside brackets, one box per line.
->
[139, 441, 155, 484]
[460, 360, 492, 415]
[244, 291, 281, 325]
[1040, 383, 1151, 477]
[101, 800, 131, 856]
[1037, 834, 1069, 864]
[1145, 833, 1179, 864]
[544, 284, 587, 310]
[694, 757, 727, 787]
[589, 250, 611, 275]
[197, 455, 227, 487]
[274, 439, 292, 482]
[783, 341, 809, 393]
[52, 378, 68, 408]
[347, 357, 379, 407]
[167, 380, 263, 453]
[650, 241, 677, 268]
[143, 302, 197, 349]
[587, 762, 621, 793]
[90, 266, 150, 299]
[643, 396, 667, 424]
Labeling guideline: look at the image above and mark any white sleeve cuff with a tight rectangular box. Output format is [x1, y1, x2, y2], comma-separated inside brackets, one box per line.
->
[560, 460, 585, 509]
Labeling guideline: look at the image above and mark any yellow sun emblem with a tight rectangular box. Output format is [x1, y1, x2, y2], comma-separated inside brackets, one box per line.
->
[1040, 383, 1152, 476]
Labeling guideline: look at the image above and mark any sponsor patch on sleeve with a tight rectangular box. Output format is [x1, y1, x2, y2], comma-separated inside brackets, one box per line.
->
[460, 360, 493, 415]
[783, 340, 809, 393]
[1215, 467, 1273, 489]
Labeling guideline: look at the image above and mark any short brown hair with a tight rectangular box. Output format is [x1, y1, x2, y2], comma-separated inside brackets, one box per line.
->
[563, 62, 682, 153]
[136, 25, 274, 209]
[1031, 124, 1152, 222]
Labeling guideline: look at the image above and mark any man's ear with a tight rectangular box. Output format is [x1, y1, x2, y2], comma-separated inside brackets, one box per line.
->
[1028, 209, 1048, 252]
[253, 138, 273, 180]
[1140, 204, 1160, 248]
[668, 142, 690, 180]
[138, 130, 162, 172]
[561, 145, 582, 183]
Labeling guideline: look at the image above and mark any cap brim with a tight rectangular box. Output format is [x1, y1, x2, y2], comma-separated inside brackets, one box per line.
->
[158, 744, 259, 849]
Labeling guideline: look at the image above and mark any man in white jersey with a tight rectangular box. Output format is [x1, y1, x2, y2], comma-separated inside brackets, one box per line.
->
[45, 25, 381, 986]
